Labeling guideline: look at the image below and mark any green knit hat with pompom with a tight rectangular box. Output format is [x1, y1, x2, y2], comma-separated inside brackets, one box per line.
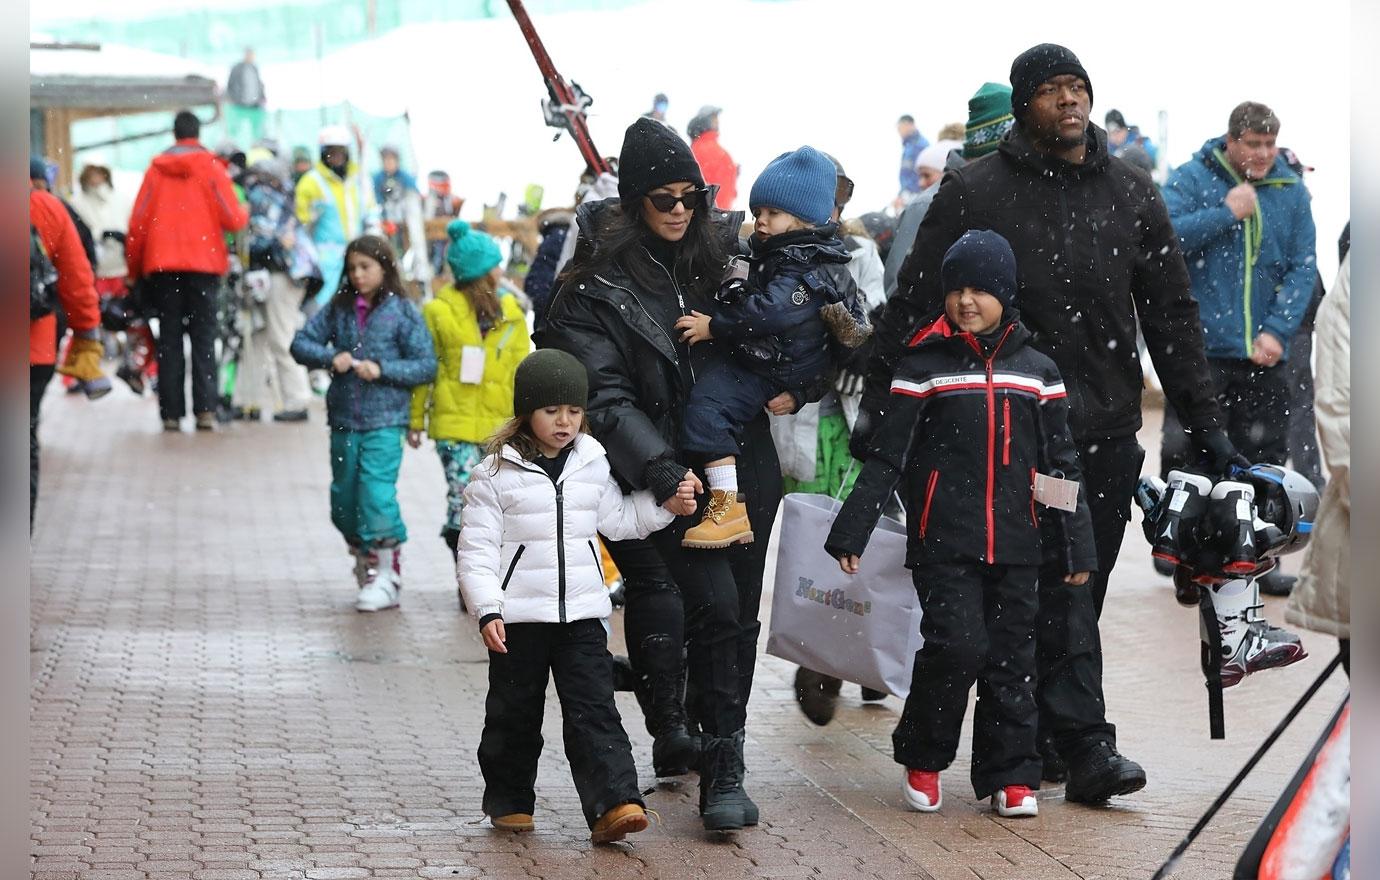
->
[445, 219, 502, 283]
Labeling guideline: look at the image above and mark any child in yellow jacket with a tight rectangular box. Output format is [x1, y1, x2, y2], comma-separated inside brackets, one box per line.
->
[409, 220, 531, 559]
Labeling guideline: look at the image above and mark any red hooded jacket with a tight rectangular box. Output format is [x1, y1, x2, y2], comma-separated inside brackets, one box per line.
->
[691, 130, 738, 210]
[30, 189, 100, 365]
[125, 139, 248, 279]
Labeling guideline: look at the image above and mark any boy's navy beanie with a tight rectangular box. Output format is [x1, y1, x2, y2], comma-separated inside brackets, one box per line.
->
[749, 146, 837, 227]
[941, 229, 1018, 308]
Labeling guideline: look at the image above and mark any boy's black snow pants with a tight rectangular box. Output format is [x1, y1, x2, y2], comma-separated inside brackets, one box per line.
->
[477, 619, 643, 828]
[892, 562, 1041, 799]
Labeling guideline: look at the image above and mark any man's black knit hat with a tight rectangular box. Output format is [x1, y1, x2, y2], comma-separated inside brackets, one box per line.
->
[617, 117, 705, 205]
[513, 349, 589, 416]
[1009, 43, 1093, 122]
[941, 229, 1018, 309]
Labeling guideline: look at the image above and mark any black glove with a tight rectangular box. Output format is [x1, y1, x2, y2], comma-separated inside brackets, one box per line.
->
[1196, 428, 1250, 478]
[849, 407, 878, 461]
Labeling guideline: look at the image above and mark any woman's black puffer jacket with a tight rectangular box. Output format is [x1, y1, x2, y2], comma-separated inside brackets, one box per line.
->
[541, 199, 745, 502]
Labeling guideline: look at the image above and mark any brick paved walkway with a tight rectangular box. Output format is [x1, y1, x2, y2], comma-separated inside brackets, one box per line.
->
[31, 385, 1347, 879]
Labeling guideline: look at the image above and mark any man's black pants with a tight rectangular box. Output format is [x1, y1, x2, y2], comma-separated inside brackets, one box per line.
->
[30, 364, 55, 525]
[1036, 435, 1143, 761]
[477, 619, 642, 828]
[146, 272, 221, 421]
[893, 562, 1041, 798]
[1160, 357, 1290, 477]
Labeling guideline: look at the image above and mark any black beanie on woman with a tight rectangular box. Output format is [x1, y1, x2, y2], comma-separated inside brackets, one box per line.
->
[1009, 43, 1093, 123]
[616, 117, 705, 205]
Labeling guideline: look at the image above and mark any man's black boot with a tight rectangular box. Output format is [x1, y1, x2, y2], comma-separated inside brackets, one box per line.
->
[1065, 741, 1147, 803]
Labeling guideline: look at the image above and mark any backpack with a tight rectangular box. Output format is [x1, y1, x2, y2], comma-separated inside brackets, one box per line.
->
[30, 224, 58, 320]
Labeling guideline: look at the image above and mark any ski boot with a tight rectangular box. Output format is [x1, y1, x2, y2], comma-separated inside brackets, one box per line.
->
[1204, 481, 1259, 576]
[1207, 577, 1308, 687]
[1152, 471, 1213, 567]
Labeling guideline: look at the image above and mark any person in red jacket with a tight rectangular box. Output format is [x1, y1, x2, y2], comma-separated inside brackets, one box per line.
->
[126, 110, 249, 431]
[30, 186, 107, 523]
[688, 106, 738, 210]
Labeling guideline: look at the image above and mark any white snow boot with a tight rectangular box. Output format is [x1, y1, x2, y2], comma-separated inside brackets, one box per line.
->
[356, 545, 401, 612]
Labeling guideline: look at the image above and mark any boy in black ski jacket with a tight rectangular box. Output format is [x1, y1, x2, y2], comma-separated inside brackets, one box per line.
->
[675, 145, 867, 550]
[825, 230, 1095, 818]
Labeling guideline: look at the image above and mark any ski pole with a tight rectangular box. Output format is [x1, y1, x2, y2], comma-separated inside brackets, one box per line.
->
[1151, 651, 1343, 879]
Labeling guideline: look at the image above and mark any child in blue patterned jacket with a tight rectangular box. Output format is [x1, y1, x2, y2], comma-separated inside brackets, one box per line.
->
[292, 234, 437, 611]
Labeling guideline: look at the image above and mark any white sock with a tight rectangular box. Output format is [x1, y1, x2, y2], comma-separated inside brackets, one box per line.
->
[705, 464, 738, 494]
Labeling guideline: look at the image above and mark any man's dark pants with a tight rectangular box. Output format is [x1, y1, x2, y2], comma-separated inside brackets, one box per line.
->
[477, 619, 643, 828]
[894, 562, 1041, 798]
[146, 272, 221, 421]
[1037, 435, 1144, 761]
[30, 364, 56, 525]
[1160, 358, 1290, 477]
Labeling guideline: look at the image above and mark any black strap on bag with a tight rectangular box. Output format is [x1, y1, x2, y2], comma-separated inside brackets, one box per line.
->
[1198, 590, 1226, 740]
[30, 224, 59, 320]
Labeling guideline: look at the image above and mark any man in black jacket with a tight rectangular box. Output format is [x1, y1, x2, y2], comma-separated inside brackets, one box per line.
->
[857, 44, 1241, 804]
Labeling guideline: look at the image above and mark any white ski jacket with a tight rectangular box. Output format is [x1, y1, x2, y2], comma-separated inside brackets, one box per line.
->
[457, 433, 673, 624]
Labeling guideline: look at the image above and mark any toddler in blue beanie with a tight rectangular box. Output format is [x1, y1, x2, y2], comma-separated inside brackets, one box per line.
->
[673, 145, 870, 548]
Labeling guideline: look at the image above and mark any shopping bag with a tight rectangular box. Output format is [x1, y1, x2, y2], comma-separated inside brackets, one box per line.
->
[766, 492, 923, 698]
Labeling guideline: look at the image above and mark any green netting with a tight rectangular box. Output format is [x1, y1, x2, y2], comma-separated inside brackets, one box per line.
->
[39, 0, 642, 66]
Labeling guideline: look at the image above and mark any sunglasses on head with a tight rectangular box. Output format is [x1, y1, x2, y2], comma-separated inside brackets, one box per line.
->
[644, 188, 711, 213]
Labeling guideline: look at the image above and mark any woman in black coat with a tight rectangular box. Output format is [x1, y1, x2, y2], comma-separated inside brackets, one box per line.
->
[543, 118, 788, 832]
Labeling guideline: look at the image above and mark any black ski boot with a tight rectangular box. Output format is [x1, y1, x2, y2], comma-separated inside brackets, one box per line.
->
[633, 634, 697, 777]
[699, 730, 755, 831]
[1205, 480, 1259, 576]
[1152, 470, 1212, 567]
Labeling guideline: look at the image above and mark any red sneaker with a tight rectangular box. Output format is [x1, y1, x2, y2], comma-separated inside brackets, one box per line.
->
[992, 785, 1038, 817]
[902, 769, 941, 812]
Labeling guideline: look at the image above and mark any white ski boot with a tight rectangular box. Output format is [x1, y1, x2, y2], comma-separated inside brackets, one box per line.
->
[1207, 577, 1307, 687]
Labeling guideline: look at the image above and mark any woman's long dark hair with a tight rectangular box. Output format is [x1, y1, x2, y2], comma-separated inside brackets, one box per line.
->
[561, 197, 729, 301]
[330, 234, 408, 311]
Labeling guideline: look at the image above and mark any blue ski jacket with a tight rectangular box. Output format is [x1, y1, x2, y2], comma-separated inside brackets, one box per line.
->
[1163, 137, 1316, 361]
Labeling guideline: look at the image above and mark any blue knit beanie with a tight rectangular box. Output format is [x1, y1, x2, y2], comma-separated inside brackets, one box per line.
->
[445, 219, 502, 284]
[748, 146, 837, 227]
[941, 229, 1018, 308]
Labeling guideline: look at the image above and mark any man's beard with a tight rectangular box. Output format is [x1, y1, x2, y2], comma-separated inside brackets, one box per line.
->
[1032, 125, 1087, 154]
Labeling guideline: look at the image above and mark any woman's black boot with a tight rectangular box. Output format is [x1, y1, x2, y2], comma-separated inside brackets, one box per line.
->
[633, 634, 697, 777]
[699, 730, 754, 831]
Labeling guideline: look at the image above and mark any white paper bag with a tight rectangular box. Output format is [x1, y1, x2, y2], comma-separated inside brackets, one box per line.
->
[766, 493, 924, 698]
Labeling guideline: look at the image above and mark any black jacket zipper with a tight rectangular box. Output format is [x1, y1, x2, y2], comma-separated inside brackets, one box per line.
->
[644, 250, 697, 382]
[500, 544, 526, 591]
[555, 482, 567, 623]
[591, 274, 682, 372]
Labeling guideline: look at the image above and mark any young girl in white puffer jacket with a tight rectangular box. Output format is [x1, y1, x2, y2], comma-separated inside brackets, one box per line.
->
[457, 349, 697, 843]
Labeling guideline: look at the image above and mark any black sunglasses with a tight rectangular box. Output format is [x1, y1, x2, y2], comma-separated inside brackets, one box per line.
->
[644, 188, 711, 213]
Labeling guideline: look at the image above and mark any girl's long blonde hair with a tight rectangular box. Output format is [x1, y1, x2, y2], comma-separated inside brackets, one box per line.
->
[484, 411, 590, 474]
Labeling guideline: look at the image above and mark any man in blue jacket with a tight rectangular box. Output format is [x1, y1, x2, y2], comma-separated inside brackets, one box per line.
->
[1162, 101, 1316, 594]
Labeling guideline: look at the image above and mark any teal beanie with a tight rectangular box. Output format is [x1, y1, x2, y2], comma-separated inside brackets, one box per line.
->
[749, 146, 836, 227]
[445, 219, 503, 284]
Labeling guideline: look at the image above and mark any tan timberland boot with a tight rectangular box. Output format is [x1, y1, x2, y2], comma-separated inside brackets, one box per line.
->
[681, 489, 754, 549]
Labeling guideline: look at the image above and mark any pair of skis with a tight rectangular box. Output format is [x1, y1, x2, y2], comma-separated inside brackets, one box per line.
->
[504, 0, 611, 178]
